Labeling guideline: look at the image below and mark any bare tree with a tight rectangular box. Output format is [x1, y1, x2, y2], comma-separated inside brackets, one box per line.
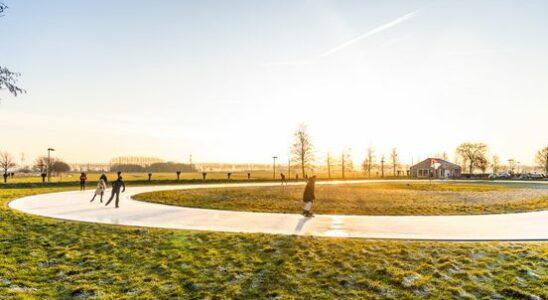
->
[535, 146, 548, 174]
[341, 149, 353, 179]
[491, 155, 500, 173]
[290, 124, 315, 178]
[456, 143, 488, 174]
[0, 151, 16, 182]
[34, 156, 57, 173]
[380, 154, 385, 178]
[326, 152, 332, 179]
[390, 148, 399, 176]
[362, 147, 375, 177]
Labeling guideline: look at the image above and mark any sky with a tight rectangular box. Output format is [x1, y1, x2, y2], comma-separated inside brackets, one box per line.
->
[0, 0, 547, 166]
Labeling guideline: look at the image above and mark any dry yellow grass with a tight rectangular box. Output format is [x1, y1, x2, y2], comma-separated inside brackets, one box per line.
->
[135, 182, 548, 215]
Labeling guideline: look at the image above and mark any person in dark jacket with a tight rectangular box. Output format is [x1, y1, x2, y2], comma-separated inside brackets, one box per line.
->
[280, 173, 287, 186]
[79, 172, 87, 191]
[302, 175, 317, 217]
[99, 172, 108, 184]
[105, 176, 126, 208]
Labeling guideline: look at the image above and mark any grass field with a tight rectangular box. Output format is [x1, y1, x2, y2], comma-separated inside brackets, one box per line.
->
[135, 182, 548, 215]
[2, 187, 547, 299]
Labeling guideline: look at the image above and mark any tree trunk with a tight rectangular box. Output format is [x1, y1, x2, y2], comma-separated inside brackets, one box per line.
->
[469, 160, 473, 174]
[301, 155, 305, 178]
[301, 144, 305, 178]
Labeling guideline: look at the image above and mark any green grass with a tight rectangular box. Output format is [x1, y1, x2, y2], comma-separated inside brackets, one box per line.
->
[1, 187, 547, 299]
[135, 182, 548, 215]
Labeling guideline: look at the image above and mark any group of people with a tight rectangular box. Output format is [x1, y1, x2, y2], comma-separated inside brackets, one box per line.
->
[81, 170, 317, 215]
[86, 172, 126, 208]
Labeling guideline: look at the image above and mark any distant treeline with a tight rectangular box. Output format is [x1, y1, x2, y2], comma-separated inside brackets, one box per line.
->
[110, 162, 197, 173]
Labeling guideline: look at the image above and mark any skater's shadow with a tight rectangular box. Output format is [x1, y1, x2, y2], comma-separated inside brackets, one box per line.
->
[294, 217, 311, 234]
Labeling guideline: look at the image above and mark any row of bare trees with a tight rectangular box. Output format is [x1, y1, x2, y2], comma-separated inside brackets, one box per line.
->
[0, 151, 70, 183]
[289, 125, 403, 178]
[455, 143, 548, 174]
[288, 124, 548, 178]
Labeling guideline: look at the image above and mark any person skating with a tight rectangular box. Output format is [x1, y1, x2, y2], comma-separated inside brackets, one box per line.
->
[79, 172, 87, 191]
[90, 179, 107, 203]
[99, 172, 108, 184]
[302, 175, 317, 217]
[280, 173, 287, 186]
[105, 176, 125, 208]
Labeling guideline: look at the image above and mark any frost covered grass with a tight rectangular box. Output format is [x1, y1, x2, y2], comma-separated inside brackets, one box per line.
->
[1, 187, 547, 299]
[135, 182, 548, 215]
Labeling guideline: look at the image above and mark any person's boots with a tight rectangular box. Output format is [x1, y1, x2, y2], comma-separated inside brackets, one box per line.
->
[302, 210, 308, 217]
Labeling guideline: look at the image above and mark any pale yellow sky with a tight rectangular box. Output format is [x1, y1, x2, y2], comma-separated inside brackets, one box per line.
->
[1, 1, 546, 166]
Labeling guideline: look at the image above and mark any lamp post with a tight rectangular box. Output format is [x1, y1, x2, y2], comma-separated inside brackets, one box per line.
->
[47, 148, 55, 183]
[272, 156, 278, 179]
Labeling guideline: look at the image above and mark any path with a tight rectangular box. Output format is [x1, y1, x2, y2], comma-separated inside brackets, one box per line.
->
[8, 180, 548, 241]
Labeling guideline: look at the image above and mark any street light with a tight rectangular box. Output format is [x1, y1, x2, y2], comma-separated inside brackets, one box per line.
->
[47, 148, 55, 183]
[272, 156, 278, 179]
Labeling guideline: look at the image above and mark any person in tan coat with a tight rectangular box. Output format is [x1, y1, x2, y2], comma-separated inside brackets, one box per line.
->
[90, 179, 107, 203]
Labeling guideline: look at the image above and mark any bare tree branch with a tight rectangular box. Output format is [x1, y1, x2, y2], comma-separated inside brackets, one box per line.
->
[0, 3, 26, 101]
[0, 2, 7, 17]
[0, 66, 25, 100]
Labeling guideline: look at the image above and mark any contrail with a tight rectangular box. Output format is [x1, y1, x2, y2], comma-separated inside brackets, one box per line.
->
[320, 10, 419, 57]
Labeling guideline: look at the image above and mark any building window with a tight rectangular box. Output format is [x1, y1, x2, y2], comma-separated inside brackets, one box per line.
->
[418, 169, 430, 177]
